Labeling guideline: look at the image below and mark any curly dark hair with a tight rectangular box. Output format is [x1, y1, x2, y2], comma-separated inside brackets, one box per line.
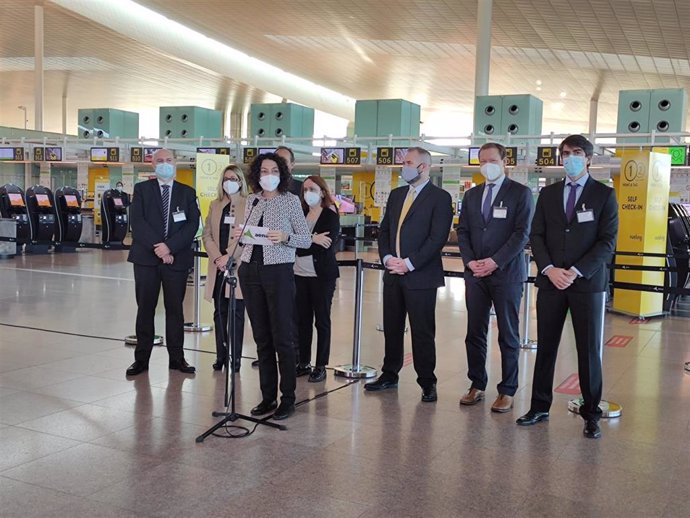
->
[246, 152, 292, 194]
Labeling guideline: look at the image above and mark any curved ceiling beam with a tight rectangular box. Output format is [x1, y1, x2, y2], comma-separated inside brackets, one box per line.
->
[49, 0, 356, 120]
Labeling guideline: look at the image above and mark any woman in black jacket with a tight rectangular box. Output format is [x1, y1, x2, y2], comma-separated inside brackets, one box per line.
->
[294, 176, 340, 382]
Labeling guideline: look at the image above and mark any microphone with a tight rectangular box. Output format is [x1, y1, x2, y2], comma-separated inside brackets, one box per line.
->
[224, 197, 260, 275]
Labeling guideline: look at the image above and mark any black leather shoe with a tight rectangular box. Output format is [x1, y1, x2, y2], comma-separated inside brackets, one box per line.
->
[583, 420, 601, 439]
[126, 361, 148, 376]
[250, 400, 277, 416]
[421, 384, 437, 402]
[308, 366, 326, 383]
[212, 360, 224, 371]
[169, 359, 196, 374]
[251, 359, 259, 368]
[516, 410, 550, 426]
[296, 363, 312, 377]
[272, 401, 295, 420]
[364, 377, 398, 391]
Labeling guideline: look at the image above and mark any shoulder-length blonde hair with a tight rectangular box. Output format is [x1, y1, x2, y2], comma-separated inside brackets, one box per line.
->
[216, 164, 249, 201]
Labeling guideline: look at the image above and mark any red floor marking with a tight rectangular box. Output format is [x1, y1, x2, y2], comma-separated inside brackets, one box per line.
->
[629, 318, 649, 325]
[605, 335, 633, 348]
[554, 373, 581, 395]
[402, 352, 413, 367]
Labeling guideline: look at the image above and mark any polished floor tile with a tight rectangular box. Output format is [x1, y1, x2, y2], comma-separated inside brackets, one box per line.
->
[0, 250, 689, 517]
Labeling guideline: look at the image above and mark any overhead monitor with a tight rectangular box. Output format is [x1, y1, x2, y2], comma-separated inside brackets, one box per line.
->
[320, 148, 345, 165]
[468, 147, 480, 166]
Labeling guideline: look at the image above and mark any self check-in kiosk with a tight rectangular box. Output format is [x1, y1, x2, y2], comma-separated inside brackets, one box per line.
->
[0, 184, 31, 254]
[100, 188, 128, 245]
[25, 185, 57, 254]
[54, 186, 83, 248]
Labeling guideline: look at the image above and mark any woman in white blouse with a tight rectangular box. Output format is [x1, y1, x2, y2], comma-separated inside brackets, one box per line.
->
[235, 153, 311, 421]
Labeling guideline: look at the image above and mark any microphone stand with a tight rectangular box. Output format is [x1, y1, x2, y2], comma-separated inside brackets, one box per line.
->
[197, 197, 286, 442]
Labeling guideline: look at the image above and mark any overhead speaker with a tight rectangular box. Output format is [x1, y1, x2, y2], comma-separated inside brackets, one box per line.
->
[658, 99, 671, 111]
[82, 115, 91, 124]
[257, 111, 266, 121]
[629, 100, 642, 112]
[275, 128, 284, 137]
[656, 120, 670, 132]
[483, 124, 495, 135]
[628, 121, 641, 132]
[484, 105, 496, 116]
[275, 111, 284, 120]
[508, 104, 520, 115]
[507, 123, 519, 134]
[165, 114, 173, 123]
[181, 113, 188, 122]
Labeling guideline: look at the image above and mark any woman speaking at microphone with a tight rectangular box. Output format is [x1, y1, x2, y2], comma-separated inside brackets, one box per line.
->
[203, 164, 248, 373]
[235, 153, 311, 420]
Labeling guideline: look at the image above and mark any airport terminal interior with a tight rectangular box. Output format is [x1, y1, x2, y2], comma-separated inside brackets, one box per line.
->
[2, 1, 690, 517]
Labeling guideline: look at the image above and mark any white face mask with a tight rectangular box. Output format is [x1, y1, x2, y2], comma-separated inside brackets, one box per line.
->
[259, 174, 280, 192]
[304, 191, 322, 207]
[223, 180, 240, 196]
[480, 163, 503, 182]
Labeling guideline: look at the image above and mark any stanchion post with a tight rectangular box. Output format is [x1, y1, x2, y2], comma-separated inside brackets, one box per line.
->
[520, 249, 538, 350]
[184, 240, 212, 333]
[334, 258, 377, 379]
[568, 292, 622, 418]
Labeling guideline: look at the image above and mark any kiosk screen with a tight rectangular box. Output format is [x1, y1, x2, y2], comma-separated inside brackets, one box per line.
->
[8, 193, 24, 207]
[64, 195, 79, 208]
[113, 198, 123, 207]
[36, 194, 51, 208]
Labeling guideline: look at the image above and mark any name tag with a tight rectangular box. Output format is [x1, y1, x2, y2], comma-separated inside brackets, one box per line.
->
[172, 210, 186, 222]
[493, 206, 507, 219]
[223, 215, 235, 225]
[577, 209, 594, 223]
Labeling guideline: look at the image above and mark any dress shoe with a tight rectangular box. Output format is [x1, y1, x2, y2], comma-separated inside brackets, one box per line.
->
[583, 420, 601, 439]
[169, 359, 196, 374]
[126, 361, 148, 376]
[364, 377, 398, 391]
[272, 401, 295, 420]
[491, 394, 514, 413]
[459, 387, 485, 406]
[308, 366, 326, 383]
[251, 359, 260, 368]
[212, 360, 224, 371]
[421, 384, 437, 402]
[296, 363, 312, 377]
[516, 410, 550, 426]
[250, 400, 277, 416]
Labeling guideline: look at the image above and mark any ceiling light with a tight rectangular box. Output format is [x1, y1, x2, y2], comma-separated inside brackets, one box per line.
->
[560, 91, 567, 98]
[536, 79, 542, 86]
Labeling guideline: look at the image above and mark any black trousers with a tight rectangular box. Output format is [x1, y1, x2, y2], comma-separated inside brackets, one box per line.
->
[382, 275, 438, 388]
[464, 278, 523, 396]
[212, 271, 246, 367]
[239, 262, 296, 404]
[531, 289, 604, 421]
[295, 275, 336, 367]
[133, 263, 188, 364]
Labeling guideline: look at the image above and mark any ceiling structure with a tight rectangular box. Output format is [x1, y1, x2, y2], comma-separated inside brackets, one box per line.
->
[1, 0, 690, 138]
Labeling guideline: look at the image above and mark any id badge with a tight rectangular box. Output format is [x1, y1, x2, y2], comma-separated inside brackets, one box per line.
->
[172, 210, 186, 223]
[223, 215, 235, 225]
[577, 209, 594, 223]
[493, 206, 507, 219]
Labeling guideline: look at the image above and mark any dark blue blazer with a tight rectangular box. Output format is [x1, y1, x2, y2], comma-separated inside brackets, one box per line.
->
[127, 179, 200, 271]
[378, 182, 454, 290]
[457, 177, 534, 283]
[530, 176, 618, 293]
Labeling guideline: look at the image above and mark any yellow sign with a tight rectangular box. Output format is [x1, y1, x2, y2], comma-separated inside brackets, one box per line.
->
[613, 151, 671, 317]
[196, 153, 230, 267]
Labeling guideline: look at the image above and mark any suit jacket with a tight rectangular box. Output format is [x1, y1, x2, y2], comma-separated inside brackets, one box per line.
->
[378, 182, 454, 290]
[127, 179, 200, 271]
[202, 194, 247, 301]
[457, 177, 534, 283]
[530, 176, 618, 292]
[296, 207, 340, 280]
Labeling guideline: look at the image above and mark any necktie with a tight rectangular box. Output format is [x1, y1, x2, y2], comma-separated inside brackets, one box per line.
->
[565, 182, 579, 223]
[396, 188, 416, 257]
[161, 184, 170, 238]
[482, 183, 495, 223]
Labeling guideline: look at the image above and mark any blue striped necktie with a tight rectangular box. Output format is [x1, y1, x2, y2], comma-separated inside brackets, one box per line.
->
[161, 184, 170, 238]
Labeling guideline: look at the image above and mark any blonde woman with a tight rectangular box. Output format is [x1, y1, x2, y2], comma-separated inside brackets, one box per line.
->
[202, 164, 248, 372]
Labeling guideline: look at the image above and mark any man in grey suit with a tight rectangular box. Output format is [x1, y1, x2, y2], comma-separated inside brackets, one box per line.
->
[457, 143, 534, 412]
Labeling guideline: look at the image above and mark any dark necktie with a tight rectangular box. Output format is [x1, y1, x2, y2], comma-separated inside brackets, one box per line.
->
[482, 183, 495, 223]
[565, 182, 579, 223]
[161, 184, 170, 238]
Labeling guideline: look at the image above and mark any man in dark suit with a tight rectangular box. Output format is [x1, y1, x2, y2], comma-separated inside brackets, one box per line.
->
[517, 135, 618, 439]
[457, 142, 534, 413]
[126, 149, 201, 376]
[276, 146, 303, 197]
[364, 147, 454, 402]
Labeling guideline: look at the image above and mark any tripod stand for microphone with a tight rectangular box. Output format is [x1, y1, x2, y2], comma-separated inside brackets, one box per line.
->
[196, 257, 286, 442]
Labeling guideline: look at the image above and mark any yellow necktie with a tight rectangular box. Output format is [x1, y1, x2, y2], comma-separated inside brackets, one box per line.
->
[396, 188, 416, 256]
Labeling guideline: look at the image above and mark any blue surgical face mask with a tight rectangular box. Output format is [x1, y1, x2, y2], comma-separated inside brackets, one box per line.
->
[401, 164, 422, 184]
[155, 162, 175, 181]
[304, 191, 321, 207]
[259, 174, 280, 192]
[563, 155, 587, 179]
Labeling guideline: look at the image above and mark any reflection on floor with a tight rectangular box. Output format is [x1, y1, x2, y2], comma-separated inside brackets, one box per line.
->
[0, 250, 689, 517]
